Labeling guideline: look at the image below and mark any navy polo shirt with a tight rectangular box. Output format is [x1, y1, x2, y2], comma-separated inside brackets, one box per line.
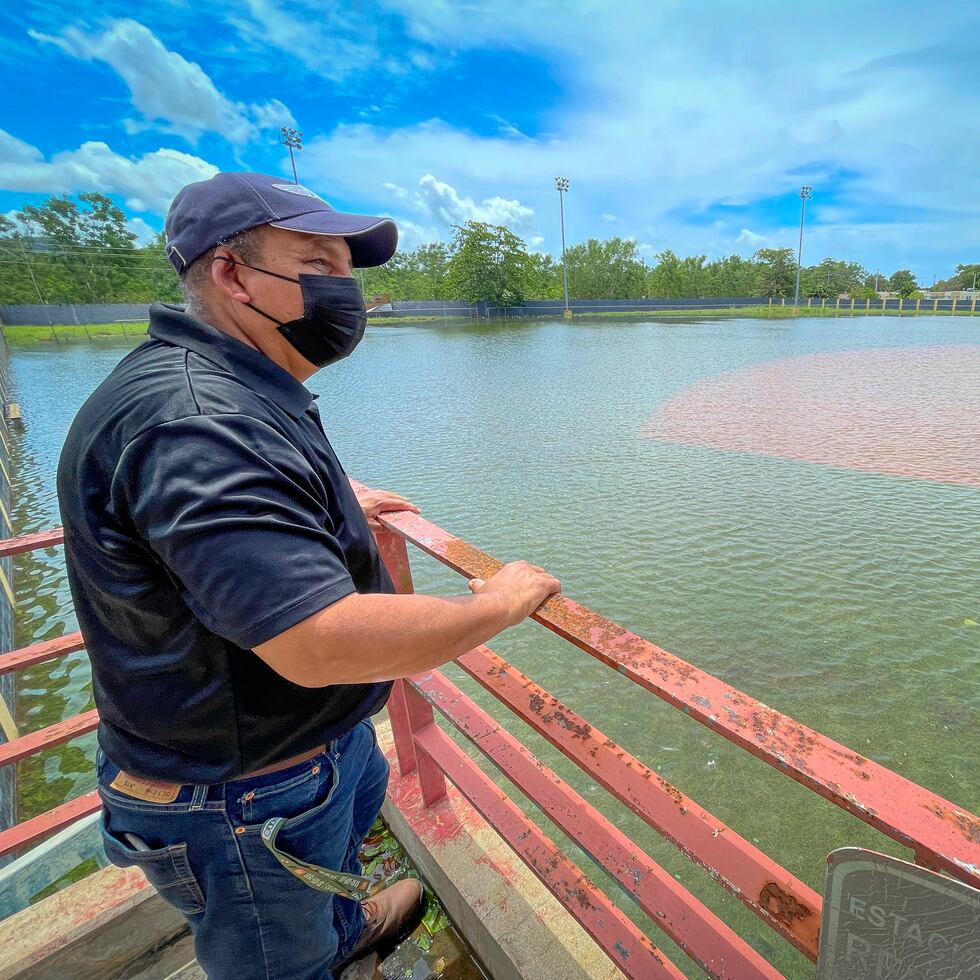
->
[57, 302, 394, 783]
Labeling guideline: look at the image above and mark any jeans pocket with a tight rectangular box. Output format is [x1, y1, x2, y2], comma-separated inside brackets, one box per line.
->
[239, 762, 326, 825]
[100, 822, 206, 915]
[232, 752, 337, 830]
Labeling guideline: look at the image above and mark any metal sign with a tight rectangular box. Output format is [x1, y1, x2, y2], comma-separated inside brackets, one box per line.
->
[817, 848, 980, 979]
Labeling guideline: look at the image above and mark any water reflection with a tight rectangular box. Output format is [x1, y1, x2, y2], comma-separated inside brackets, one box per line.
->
[11, 428, 94, 823]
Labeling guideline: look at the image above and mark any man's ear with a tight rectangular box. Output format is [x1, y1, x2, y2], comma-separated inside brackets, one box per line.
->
[211, 248, 251, 305]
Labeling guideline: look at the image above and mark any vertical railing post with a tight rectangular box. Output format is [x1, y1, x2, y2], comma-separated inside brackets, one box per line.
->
[373, 530, 448, 804]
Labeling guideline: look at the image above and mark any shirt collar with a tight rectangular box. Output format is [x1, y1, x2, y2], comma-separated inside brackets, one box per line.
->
[147, 303, 315, 419]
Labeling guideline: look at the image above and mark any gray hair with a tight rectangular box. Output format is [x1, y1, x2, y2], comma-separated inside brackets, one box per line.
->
[181, 228, 265, 311]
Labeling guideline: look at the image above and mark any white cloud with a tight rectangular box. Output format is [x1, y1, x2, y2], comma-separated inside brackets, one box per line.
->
[0, 131, 41, 165]
[2, 208, 29, 232]
[29, 19, 295, 145]
[394, 218, 443, 249]
[736, 228, 769, 248]
[382, 173, 535, 232]
[0, 130, 218, 214]
[602, 213, 618, 222]
[227, 0, 387, 81]
[296, 0, 978, 277]
[126, 215, 158, 244]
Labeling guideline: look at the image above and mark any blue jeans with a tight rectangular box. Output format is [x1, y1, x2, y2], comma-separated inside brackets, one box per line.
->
[97, 719, 390, 980]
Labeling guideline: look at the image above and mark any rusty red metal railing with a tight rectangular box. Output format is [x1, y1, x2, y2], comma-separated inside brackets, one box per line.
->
[2, 512, 979, 978]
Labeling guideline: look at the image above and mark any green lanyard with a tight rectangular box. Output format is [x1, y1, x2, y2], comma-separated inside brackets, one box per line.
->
[260, 817, 379, 902]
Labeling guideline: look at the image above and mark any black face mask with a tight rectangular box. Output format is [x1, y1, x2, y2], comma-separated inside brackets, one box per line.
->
[218, 258, 367, 368]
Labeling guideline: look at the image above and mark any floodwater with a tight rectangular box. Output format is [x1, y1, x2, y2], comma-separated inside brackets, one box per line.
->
[8, 315, 980, 975]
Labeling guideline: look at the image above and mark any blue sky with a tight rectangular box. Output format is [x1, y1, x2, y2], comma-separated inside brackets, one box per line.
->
[1, 0, 977, 281]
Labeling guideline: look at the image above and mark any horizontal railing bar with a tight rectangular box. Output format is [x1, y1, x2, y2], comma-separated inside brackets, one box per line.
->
[378, 509, 980, 888]
[456, 644, 821, 960]
[0, 632, 86, 677]
[412, 668, 782, 979]
[0, 792, 101, 859]
[0, 529, 65, 559]
[0, 709, 99, 768]
[412, 722, 684, 979]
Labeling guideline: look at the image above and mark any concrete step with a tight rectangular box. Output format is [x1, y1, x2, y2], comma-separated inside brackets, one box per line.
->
[115, 932, 197, 980]
[117, 911, 481, 980]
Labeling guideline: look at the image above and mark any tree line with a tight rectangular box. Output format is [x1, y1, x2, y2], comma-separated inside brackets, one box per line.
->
[0, 195, 180, 306]
[1, 193, 976, 308]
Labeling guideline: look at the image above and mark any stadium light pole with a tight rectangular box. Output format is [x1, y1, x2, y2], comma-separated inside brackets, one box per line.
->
[793, 185, 812, 307]
[555, 177, 570, 316]
[279, 127, 303, 183]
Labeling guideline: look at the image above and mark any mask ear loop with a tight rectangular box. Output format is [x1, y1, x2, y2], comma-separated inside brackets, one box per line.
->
[211, 255, 292, 325]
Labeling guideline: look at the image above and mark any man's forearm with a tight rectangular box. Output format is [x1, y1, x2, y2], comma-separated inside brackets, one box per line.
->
[257, 590, 517, 687]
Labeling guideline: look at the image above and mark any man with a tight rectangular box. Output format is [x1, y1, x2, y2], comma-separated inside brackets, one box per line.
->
[57, 172, 560, 979]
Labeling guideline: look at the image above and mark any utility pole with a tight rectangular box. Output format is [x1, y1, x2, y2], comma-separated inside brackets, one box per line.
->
[874, 269, 879, 293]
[18, 241, 45, 306]
[554, 177, 570, 318]
[793, 185, 812, 307]
[17, 239, 54, 328]
[279, 127, 303, 183]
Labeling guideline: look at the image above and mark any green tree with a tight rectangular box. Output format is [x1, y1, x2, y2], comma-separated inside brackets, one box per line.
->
[445, 221, 532, 306]
[363, 242, 453, 301]
[414, 243, 451, 299]
[13, 194, 140, 303]
[526, 252, 563, 299]
[888, 269, 918, 298]
[930, 264, 979, 291]
[953, 263, 979, 290]
[647, 250, 683, 298]
[704, 254, 761, 297]
[142, 230, 183, 303]
[801, 258, 867, 298]
[677, 254, 709, 297]
[564, 237, 646, 299]
[754, 247, 797, 297]
[0, 216, 45, 304]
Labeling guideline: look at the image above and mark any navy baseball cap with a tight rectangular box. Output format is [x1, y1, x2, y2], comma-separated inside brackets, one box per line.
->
[164, 172, 398, 274]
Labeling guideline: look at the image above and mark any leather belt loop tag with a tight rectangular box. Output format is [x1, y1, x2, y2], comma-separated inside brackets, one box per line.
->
[109, 772, 182, 804]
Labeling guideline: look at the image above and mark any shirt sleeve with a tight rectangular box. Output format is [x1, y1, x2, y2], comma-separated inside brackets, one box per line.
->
[113, 413, 358, 649]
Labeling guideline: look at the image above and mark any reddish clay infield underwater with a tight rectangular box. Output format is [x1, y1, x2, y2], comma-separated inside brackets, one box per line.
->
[644, 345, 980, 487]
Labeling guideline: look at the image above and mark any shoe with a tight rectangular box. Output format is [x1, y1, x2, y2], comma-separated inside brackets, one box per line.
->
[333, 878, 426, 976]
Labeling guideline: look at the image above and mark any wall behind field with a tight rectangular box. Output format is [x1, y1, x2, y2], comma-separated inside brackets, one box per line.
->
[0, 304, 151, 326]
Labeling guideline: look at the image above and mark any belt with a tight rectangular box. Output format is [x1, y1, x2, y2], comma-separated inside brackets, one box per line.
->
[243, 744, 328, 779]
[108, 745, 329, 803]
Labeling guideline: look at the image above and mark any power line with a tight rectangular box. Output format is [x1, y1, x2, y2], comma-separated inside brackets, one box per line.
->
[0, 244, 164, 256]
[0, 252, 172, 265]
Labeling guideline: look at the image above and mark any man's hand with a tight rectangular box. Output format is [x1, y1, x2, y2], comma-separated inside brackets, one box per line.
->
[256, 558, 562, 686]
[467, 561, 561, 626]
[352, 482, 420, 532]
